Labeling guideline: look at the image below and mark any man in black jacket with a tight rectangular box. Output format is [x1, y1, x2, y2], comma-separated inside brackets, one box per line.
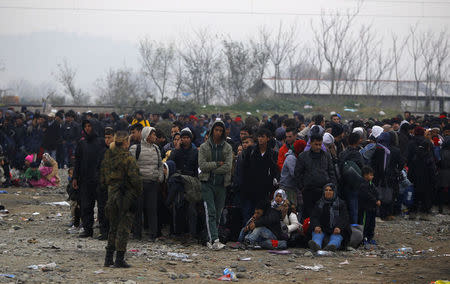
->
[241, 128, 279, 224]
[62, 110, 81, 168]
[295, 134, 336, 220]
[166, 128, 199, 235]
[338, 132, 364, 224]
[42, 113, 62, 162]
[73, 119, 107, 238]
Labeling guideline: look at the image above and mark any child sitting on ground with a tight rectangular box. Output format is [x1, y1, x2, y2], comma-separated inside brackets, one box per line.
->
[358, 166, 381, 246]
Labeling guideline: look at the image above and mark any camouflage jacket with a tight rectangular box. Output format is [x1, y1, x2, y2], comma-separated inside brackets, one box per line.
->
[100, 146, 143, 210]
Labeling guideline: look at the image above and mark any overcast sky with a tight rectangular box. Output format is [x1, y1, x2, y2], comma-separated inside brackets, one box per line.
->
[0, 0, 449, 95]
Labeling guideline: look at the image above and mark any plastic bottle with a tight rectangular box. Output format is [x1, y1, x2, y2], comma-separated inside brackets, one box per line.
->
[397, 247, 413, 253]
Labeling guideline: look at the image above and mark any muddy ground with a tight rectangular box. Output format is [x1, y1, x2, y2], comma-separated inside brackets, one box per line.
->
[0, 173, 449, 284]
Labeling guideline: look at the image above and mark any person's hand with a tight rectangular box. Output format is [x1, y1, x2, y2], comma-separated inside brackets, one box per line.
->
[314, 226, 322, 234]
[249, 222, 255, 231]
[237, 145, 243, 156]
[72, 179, 78, 190]
[376, 200, 381, 207]
[333, 227, 341, 235]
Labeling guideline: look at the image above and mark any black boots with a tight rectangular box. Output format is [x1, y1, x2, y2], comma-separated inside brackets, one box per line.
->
[114, 251, 130, 268]
[104, 247, 115, 267]
[97, 231, 108, 240]
[78, 229, 93, 238]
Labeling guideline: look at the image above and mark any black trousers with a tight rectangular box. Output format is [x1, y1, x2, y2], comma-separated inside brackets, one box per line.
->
[80, 181, 108, 233]
[133, 181, 158, 238]
[302, 188, 323, 220]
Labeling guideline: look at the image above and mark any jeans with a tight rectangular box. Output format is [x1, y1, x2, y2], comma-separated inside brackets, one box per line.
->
[311, 232, 343, 249]
[345, 190, 359, 224]
[239, 226, 276, 245]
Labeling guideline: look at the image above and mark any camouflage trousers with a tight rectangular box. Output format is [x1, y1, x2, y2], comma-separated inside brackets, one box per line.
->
[105, 196, 134, 252]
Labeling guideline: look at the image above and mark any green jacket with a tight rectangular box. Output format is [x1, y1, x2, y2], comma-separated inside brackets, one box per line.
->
[198, 120, 233, 187]
[100, 145, 143, 211]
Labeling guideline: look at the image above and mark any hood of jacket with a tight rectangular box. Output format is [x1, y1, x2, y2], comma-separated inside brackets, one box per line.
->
[141, 126, 156, 145]
[208, 120, 226, 145]
[82, 119, 98, 140]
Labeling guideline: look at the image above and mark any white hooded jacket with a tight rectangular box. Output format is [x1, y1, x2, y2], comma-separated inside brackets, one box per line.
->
[129, 127, 164, 182]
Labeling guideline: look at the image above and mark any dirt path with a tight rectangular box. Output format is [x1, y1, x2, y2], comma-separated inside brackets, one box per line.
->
[0, 182, 449, 283]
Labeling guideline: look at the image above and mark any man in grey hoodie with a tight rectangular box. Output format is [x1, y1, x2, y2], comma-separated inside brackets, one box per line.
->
[129, 126, 164, 241]
[198, 120, 233, 250]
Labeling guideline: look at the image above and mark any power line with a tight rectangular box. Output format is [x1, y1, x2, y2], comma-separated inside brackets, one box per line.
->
[0, 5, 449, 19]
[361, 0, 450, 4]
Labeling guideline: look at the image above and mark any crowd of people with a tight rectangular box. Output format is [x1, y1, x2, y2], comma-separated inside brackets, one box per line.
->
[0, 106, 449, 268]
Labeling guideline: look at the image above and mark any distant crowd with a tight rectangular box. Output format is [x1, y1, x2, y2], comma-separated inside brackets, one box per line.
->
[1, 107, 449, 256]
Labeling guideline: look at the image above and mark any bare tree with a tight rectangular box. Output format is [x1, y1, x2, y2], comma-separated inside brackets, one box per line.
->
[96, 67, 152, 111]
[180, 29, 222, 104]
[312, 6, 361, 95]
[358, 25, 394, 95]
[263, 22, 297, 94]
[407, 25, 427, 110]
[139, 39, 175, 104]
[287, 45, 320, 95]
[430, 30, 449, 102]
[391, 34, 410, 96]
[55, 59, 89, 104]
[221, 39, 259, 103]
[249, 29, 271, 82]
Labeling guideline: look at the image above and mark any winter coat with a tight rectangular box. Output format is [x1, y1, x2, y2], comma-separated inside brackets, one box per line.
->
[129, 127, 164, 182]
[358, 180, 379, 210]
[73, 119, 106, 184]
[282, 212, 301, 237]
[26, 124, 43, 153]
[277, 143, 291, 172]
[339, 146, 364, 171]
[168, 144, 198, 177]
[407, 136, 437, 193]
[280, 150, 298, 190]
[13, 124, 27, 148]
[309, 196, 350, 242]
[254, 207, 283, 240]
[294, 150, 336, 192]
[62, 121, 81, 143]
[438, 137, 450, 188]
[241, 144, 279, 202]
[42, 121, 62, 150]
[198, 120, 233, 187]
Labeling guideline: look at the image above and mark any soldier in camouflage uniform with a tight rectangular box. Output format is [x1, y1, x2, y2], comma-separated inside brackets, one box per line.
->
[101, 131, 143, 268]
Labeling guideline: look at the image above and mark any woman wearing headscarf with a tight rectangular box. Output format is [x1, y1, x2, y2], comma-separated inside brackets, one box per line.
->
[308, 183, 350, 251]
[28, 153, 60, 187]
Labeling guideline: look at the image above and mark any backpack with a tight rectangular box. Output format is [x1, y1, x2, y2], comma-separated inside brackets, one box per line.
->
[135, 143, 141, 160]
[342, 160, 363, 191]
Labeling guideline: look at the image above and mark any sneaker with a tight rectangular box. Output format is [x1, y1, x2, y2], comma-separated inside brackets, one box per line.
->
[375, 217, 385, 223]
[308, 240, 320, 252]
[369, 239, 378, 246]
[211, 239, 226, 250]
[324, 244, 337, 251]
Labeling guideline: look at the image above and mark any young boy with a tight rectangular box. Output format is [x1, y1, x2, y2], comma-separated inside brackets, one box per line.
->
[66, 167, 81, 228]
[358, 166, 381, 246]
